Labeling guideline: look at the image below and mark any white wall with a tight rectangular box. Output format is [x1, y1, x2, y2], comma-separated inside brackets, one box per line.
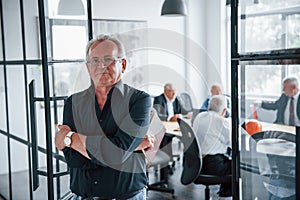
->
[205, 0, 228, 95]
[90, 0, 227, 107]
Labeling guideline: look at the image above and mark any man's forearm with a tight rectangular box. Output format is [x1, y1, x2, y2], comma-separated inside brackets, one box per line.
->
[70, 133, 90, 159]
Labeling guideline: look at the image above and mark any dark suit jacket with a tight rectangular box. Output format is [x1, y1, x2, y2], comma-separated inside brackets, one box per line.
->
[261, 93, 300, 124]
[153, 94, 182, 121]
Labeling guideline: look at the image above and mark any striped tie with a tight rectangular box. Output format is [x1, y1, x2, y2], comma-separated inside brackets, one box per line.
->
[289, 97, 295, 126]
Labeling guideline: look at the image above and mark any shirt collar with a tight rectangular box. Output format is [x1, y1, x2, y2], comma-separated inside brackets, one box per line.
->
[164, 94, 175, 103]
[110, 80, 125, 97]
[293, 91, 300, 100]
[88, 80, 125, 97]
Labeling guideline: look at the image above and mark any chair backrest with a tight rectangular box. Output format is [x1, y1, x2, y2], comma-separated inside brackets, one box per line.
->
[249, 131, 296, 198]
[179, 92, 193, 113]
[190, 108, 207, 126]
[177, 118, 202, 185]
[153, 104, 168, 121]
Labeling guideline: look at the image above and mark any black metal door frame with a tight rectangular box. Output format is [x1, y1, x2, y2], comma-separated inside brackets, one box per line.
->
[230, 0, 300, 199]
[0, 0, 93, 199]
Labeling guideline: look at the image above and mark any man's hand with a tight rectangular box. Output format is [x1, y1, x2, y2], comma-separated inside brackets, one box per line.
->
[55, 124, 71, 150]
[169, 114, 182, 122]
[252, 100, 261, 107]
[55, 124, 89, 158]
[135, 134, 156, 151]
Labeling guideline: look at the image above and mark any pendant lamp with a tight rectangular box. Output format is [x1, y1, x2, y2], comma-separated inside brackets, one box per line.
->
[57, 0, 85, 16]
[161, 0, 187, 16]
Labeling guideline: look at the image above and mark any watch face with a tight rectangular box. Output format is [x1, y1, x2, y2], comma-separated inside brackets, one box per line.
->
[64, 137, 71, 146]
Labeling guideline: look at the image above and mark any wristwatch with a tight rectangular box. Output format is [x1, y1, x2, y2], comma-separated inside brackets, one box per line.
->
[64, 131, 74, 147]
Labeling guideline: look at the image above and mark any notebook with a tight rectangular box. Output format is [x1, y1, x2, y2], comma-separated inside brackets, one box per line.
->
[143, 109, 166, 168]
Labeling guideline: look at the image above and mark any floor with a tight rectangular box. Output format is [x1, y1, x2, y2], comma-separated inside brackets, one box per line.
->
[147, 161, 220, 200]
[0, 139, 221, 200]
[147, 138, 220, 200]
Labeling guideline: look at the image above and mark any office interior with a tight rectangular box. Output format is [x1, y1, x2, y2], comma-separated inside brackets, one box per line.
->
[0, 0, 299, 199]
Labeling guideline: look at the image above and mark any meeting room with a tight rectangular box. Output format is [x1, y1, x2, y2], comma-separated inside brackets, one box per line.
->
[0, 0, 299, 200]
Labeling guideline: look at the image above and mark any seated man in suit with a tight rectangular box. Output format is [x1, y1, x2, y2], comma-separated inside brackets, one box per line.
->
[200, 84, 231, 118]
[193, 94, 232, 198]
[255, 76, 300, 126]
[153, 83, 183, 122]
[153, 83, 184, 173]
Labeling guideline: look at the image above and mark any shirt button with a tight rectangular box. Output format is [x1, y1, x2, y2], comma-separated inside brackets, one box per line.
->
[94, 181, 98, 184]
[99, 120, 102, 123]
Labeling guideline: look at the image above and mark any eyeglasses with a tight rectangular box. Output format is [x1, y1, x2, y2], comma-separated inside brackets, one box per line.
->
[86, 57, 122, 68]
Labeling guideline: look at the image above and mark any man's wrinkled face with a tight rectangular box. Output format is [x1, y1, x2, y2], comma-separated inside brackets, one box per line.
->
[164, 87, 175, 100]
[86, 40, 126, 88]
[211, 86, 222, 96]
[283, 81, 296, 97]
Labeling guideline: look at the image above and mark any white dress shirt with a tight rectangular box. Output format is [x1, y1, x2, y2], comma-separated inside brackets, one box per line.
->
[164, 94, 175, 121]
[193, 111, 231, 157]
[284, 92, 300, 126]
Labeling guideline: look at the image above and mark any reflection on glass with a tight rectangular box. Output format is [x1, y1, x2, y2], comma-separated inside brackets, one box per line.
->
[245, 65, 281, 96]
[245, 15, 282, 52]
[0, 135, 9, 199]
[240, 1, 300, 53]
[287, 14, 300, 48]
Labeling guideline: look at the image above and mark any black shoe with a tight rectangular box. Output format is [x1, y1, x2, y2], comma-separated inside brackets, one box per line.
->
[167, 165, 174, 175]
[218, 187, 232, 197]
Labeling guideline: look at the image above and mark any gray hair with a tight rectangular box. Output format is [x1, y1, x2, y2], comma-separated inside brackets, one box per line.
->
[210, 83, 223, 93]
[85, 35, 126, 61]
[283, 76, 299, 88]
[164, 83, 174, 90]
[208, 95, 227, 114]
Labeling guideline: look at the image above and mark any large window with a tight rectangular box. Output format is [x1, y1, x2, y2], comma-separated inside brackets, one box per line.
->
[237, 1, 300, 100]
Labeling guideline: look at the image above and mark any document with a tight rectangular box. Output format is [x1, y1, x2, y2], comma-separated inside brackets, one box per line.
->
[143, 109, 166, 168]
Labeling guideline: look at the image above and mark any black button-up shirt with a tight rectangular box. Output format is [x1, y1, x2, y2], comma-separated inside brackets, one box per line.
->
[62, 81, 152, 198]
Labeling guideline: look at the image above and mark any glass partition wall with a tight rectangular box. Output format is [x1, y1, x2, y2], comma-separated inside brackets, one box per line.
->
[0, 0, 91, 199]
[230, 0, 300, 199]
[0, 0, 147, 199]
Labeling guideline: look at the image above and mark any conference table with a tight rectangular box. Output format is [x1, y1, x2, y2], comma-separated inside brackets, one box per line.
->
[242, 120, 296, 156]
[259, 121, 295, 134]
[162, 118, 296, 156]
[162, 121, 182, 137]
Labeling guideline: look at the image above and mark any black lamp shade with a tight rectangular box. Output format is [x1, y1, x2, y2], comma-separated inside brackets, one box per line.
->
[161, 0, 187, 16]
[57, 0, 85, 16]
[226, 0, 231, 6]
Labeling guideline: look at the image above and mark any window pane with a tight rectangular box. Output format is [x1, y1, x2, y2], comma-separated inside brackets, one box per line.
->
[288, 65, 300, 78]
[0, 66, 7, 132]
[245, 65, 281, 96]
[245, 15, 282, 52]
[239, 61, 297, 199]
[7, 66, 27, 140]
[287, 14, 300, 48]
[0, 134, 9, 199]
[3, 0, 23, 60]
[246, 0, 300, 13]
[239, 1, 300, 53]
[52, 25, 87, 60]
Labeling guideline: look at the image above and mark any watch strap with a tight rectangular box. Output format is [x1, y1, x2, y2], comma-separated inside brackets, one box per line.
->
[66, 131, 74, 138]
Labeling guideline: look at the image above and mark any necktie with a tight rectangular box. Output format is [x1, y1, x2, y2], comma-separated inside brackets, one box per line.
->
[289, 97, 295, 126]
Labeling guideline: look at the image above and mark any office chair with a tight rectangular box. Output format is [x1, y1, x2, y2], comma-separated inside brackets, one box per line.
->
[153, 103, 181, 170]
[147, 150, 175, 198]
[153, 104, 168, 121]
[249, 131, 296, 199]
[177, 118, 232, 200]
[179, 92, 193, 114]
[146, 109, 175, 198]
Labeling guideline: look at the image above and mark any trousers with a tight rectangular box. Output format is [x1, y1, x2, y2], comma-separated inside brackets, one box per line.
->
[71, 187, 147, 200]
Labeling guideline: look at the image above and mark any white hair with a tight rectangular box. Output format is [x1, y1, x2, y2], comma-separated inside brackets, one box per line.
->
[208, 95, 227, 115]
